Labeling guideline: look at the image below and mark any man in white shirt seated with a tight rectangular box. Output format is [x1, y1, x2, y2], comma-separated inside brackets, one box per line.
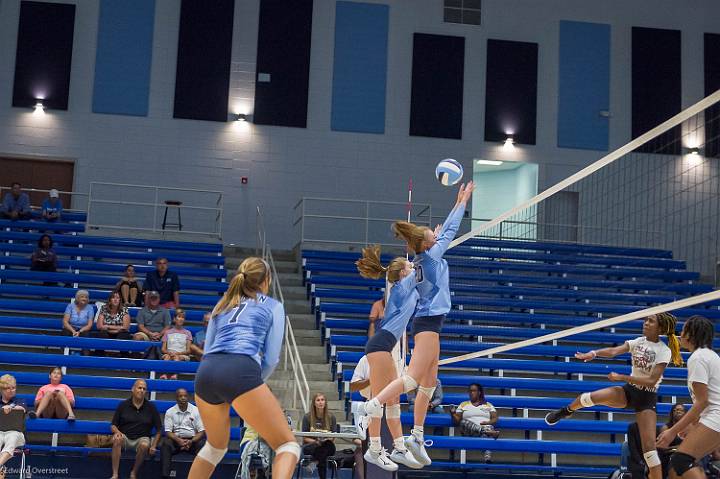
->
[160, 388, 205, 479]
[349, 355, 372, 479]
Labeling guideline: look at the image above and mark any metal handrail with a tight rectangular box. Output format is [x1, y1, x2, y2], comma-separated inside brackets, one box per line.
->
[86, 182, 223, 239]
[294, 197, 433, 247]
[256, 206, 267, 257]
[265, 245, 310, 413]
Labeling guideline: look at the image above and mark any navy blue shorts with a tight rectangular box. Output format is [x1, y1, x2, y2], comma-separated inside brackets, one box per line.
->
[365, 329, 398, 354]
[412, 315, 445, 335]
[622, 383, 657, 412]
[194, 353, 263, 405]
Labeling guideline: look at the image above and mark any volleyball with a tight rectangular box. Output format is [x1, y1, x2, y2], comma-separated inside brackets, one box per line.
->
[435, 158, 464, 186]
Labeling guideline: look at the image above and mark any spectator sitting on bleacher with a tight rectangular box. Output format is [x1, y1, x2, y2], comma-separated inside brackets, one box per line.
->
[62, 290, 94, 338]
[116, 265, 141, 307]
[160, 388, 205, 479]
[96, 291, 131, 340]
[29, 367, 75, 421]
[144, 258, 180, 309]
[368, 297, 383, 338]
[450, 383, 499, 463]
[41, 189, 62, 222]
[133, 291, 171, 343]
[0, 374, 26, 478]
[301, 393, 338, 479]
[0, 182, 31, 221]
[160, 309, 192, 379]
[189, 312, 210, 360]
[110, 379, 162, 479]
[30, 234, 58, 274]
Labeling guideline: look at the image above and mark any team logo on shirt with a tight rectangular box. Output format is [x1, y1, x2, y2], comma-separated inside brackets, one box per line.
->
[633, 344, 657, 373]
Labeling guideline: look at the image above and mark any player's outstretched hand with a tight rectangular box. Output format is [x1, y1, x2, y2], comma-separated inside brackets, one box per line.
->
[456, 181, 475, 206]
[575, 351, 595, 362]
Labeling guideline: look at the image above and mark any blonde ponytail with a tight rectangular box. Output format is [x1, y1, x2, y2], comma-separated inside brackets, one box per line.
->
[356, 245, 408, 283]
[657, 312, 683, 366]
[212, 257, 269, 317]
[391, 221, 431, 254]
[356, 245, 387, 280]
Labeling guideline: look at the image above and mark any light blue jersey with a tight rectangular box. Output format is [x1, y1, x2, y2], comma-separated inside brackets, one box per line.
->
[378, 270, 419, 340]
[204, 294, 286, 381]
[414, 204, 465, 317]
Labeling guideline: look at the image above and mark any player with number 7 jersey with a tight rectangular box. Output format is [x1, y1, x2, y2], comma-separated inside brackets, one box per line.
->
[203, 293, 285, 380]
[190, 257, 298, 479]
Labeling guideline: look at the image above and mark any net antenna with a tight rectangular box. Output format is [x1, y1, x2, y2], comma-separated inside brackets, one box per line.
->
[438, 88, 720, 365]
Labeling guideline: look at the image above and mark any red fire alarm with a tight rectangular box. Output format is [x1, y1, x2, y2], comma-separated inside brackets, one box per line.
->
[241, 177, 248, 184]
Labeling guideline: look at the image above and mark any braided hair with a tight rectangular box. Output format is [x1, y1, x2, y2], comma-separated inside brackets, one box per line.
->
[682, 315, 714, 350]
[655, 312, 683, 366]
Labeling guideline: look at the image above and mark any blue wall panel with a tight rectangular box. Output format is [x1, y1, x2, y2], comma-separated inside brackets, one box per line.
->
[331, 2, 389, 134]
[557, 20, 610, 150]
[92, 0, 155, 116]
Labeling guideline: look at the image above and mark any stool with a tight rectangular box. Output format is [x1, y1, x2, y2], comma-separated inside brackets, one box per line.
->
[162, 200, 183, 231]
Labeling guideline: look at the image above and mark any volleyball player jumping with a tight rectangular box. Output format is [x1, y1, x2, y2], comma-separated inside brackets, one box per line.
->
[361, 182, 474, 467]
[545, 313, 683, 479]
[354, 245, 423, 471]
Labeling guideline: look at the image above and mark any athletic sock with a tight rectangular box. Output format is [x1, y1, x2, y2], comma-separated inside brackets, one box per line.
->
[411, 426, 424, 442]
[393, 437, 407, 452]
[369, 437, 381, 453]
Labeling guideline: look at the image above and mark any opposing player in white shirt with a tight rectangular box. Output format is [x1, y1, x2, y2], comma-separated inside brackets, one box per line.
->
[657, 315, 720, 478]
[545, 313, 683, 479]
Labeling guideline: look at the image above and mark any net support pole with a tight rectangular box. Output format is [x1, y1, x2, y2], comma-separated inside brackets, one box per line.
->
[438, 289, 720, 366]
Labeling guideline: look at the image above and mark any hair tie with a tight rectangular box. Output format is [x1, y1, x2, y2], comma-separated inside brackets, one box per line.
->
[238, 272, 245, 278]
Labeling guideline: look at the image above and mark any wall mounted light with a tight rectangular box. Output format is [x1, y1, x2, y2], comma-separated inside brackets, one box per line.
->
[502, 136, 515, 151]
[236, 113, 247, 122]
[689, 147, 700, 156]
[33, 100, 45, 112]
[476, 159, 504, 166]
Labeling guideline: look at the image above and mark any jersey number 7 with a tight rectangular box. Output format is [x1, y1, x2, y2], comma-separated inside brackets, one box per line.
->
[228, 303, 247, 324]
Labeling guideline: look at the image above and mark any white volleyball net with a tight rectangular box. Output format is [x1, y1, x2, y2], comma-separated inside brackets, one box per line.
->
[438, 88, 720, 365]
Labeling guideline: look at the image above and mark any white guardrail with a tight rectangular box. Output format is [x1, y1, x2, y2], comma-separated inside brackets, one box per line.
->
[86, 182, 223, 239]
[257, 207, 310, 413]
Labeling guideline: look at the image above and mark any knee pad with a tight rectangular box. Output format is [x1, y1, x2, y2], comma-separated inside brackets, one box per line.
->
[643, 450, 661, 468]
[276, 441, 301, 462]
[418, 386, 436, 400]
[197, 442, 228, 466]
[386, 404, 401, 419]
[579, 392, 594, 408]
[402, 375, 419, 393]
[670, 452, 697, 476]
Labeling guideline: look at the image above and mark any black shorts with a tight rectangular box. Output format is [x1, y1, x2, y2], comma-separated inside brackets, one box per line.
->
[622, 383, 657, 412]
[194, 353, 263, 405]
[412, 315, 445, 335]
[365, 329, 398, 354]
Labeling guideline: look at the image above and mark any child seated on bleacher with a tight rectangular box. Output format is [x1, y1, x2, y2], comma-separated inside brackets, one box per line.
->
[160, 309, 193, 379]
[28, 367, 76, 421]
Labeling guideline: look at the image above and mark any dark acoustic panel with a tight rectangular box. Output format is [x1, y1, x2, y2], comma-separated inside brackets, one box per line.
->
[253, 0, 313, 128]
[13, 1, 76, 110]
[173, 0, 235, 122]
[409, 33, 465, 139]
[705, 33, 720, 158]
[632, 27, 682, 154]
[484, 39, 538, 145]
